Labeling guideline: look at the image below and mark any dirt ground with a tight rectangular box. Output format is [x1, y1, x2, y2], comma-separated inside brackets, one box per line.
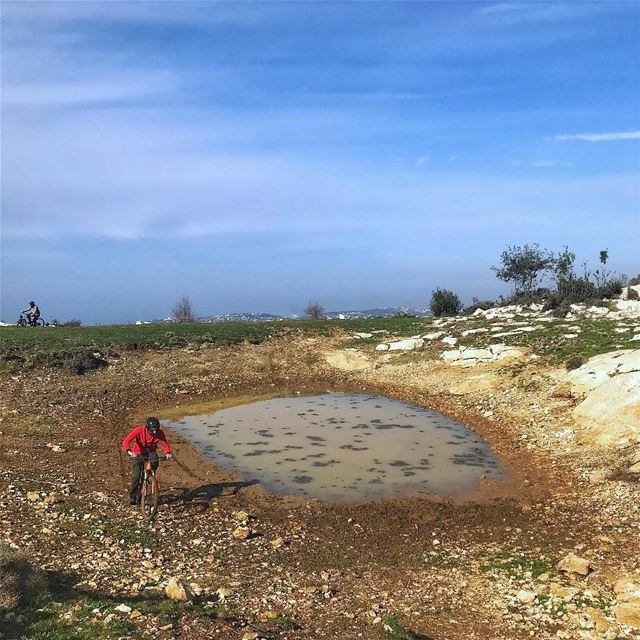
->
[1, 335, 639, 639]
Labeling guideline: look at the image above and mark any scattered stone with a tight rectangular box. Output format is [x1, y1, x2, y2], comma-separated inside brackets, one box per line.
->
[461, 328, 489, 337]
[516, 590, 536, 603]
[45, 443, 66, 453]
[588, 468, 610, 485]
[270, 537, 285, 548]
[232, 526, 251, 540]
[114, 603, 132, 613]
[557, 552, 591, 576]
[612, 602, 640, 629]
[233, 510, 251, 522]
[216, 587, 233, 602]
[387, 337, 424, 351]
[442, 336, 457, 346]
[165, 577, 190, 602]
[242, 633, 259, 640]
[549, 583, 578, 600]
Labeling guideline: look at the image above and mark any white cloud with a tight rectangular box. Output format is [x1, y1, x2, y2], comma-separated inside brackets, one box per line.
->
[555, 131, 640, 142]
[2, 73, 175, 107]
[416, 155, 431, 166]
[478, 4, 526, 15]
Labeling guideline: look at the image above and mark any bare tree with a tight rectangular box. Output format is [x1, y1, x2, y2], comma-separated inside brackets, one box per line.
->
[304, 300, 325, 320]
[172, 295, 195, 323]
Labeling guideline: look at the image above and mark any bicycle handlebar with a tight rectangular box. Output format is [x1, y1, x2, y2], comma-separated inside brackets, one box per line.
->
[127, 453, 172, 461]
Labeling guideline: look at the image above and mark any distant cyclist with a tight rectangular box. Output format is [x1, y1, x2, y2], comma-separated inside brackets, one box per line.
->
[21, 301, 40, 325]
[122, 417, 172, 505]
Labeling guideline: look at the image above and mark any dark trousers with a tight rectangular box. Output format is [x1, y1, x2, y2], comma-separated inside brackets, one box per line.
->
[129, 452, 159, 500]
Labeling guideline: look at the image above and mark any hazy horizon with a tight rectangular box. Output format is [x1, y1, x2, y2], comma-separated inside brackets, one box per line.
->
[2, 1, 639, 324]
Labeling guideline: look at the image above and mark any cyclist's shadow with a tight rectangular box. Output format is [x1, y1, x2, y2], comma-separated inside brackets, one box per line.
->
[163, 480, 261, 508]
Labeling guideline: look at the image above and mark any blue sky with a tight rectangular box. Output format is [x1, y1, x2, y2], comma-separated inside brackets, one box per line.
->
[1, 1, 639, 323]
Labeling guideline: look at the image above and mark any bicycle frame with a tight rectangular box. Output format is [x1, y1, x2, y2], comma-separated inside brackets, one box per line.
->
[134, 455, 169, 522]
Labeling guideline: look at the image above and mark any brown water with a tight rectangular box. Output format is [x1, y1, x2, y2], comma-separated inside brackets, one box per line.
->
[165, 393, 505, 501]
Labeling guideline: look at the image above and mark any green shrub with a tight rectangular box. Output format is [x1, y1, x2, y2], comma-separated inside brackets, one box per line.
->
[628, 288, 640, 301]
[429, 288, 462, 317]
[550, 304, 570, 318]
[596, 278, 623, 299]
[63, 319, 82, 327]
[29, 349, 108, 374]
[628, 274, 640, 286]
[0, 543, 47, 609]
[555, 277, 597, 303]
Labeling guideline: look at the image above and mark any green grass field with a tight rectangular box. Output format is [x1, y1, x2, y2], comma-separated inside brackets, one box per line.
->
[1, 315, 636, 372]
[0, 317, 429, 363]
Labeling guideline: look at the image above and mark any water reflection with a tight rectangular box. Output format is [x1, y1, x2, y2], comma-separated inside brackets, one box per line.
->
[165, 393, 505, 501]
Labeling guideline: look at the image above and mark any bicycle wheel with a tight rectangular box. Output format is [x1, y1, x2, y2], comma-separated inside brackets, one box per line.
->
[16, 319, 26, 327]
[140, 474, 159, 522]
[35, 318, 46, 327]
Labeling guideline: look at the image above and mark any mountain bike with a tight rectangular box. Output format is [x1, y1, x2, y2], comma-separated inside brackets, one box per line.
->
[137, 455, 170, 522]
[17, 313, 46, 327]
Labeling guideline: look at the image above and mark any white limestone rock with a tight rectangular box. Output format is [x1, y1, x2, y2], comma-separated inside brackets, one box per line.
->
[387, 337, 424, 351]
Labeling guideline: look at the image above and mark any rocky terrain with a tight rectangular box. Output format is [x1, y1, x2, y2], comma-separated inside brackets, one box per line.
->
[1, 304, 639, 640]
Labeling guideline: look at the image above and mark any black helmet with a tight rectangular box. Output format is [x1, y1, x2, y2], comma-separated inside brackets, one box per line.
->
[29, 301, 35, 306]
[145, 417, 161, 434]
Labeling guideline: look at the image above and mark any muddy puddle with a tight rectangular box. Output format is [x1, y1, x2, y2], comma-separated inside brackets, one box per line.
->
[164, 393, 506, 501]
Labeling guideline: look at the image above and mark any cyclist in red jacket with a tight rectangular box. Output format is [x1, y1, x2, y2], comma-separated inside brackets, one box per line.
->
[122, 417, 172, 505]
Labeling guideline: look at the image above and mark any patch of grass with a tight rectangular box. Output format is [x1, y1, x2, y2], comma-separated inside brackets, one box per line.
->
[423, 551, 459, 569]
[460, 318, 635, 364]
[7, 586, 236, 640]
[97, 520, 160, 550]
[379, 615, 429, 640]
[8, 596, 143, 640]
[275, 615, 301, 630]
[479, 551, 552, 579]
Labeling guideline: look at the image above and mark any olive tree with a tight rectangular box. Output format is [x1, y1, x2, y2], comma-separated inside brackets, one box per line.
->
[429, 288, 462, 317]
[492, 244, 555, 296]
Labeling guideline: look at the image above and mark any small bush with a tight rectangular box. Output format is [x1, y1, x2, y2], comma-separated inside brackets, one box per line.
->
[550, 304, 570, 318]
[597, 278, 624, 299]
[0, 543, 47, 609]
[628, 288, 640, 301]
[63, 319, 82, 328]
[505, 287, 551, 306]
[555, 277, 597, 303]
[565, 355, 586, 371]
[429, 288, 462, 317]
[628, 274, 640, 287]
[30, 349, 108, 374]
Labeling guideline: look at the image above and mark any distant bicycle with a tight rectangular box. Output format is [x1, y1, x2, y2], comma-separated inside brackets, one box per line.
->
[16, 313, 46, 327]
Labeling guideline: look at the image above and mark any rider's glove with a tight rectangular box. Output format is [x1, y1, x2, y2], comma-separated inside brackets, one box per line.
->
[165, 453, 173, 460]
[127, 450, 136, 458]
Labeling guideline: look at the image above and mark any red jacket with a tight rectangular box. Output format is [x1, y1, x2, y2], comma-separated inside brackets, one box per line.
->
[122, 425, 171, 456]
